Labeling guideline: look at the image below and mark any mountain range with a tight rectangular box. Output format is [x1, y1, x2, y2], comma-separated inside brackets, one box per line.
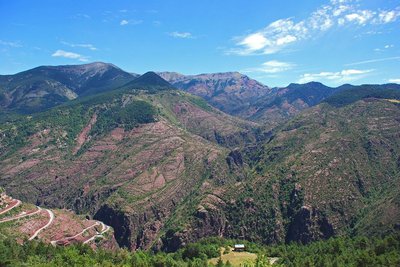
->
[0, 62, 400, 251]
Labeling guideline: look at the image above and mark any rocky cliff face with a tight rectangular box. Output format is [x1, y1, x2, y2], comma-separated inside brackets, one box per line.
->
[286, 206, 334, 244]
[159, 71, 271, 115]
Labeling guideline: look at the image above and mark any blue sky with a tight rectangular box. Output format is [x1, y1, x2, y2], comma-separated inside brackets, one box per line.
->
[0, 0, 399, 87]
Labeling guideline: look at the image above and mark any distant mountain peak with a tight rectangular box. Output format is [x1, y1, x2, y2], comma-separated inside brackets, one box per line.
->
[124, 71, 173, 89]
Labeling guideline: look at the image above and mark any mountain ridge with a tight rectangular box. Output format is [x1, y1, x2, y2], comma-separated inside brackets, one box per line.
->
[1, 62, 400, 251]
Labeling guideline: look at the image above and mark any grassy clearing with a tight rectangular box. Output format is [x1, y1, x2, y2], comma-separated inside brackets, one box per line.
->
[208, 247, 258, 266]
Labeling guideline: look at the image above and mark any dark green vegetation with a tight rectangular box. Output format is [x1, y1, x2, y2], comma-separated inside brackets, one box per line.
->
[0, 62, 137, 113]
[0, 238, 229, 266]
[269, 233, 400, 267]
[324, 84, 400, 107]
[123, 71, 175, 90]
[91, 100, 156, 134]
[1, 234, 399, 266]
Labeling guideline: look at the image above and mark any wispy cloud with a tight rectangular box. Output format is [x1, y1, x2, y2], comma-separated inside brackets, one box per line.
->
[168, 32, 194, 39]
[374, 44, 394, 52]
[73, 13, 91, 19]
[61, 41, 97, 51]
[51, 50, 88, 62]
[388, 78, 400, 83]
[0, 40, 22, 48]
[228, 0, 400, 55]
[376, 9, 400, 23]
[120, 19, 142, 26]
[298, 69, 373, 83]
[345, 56, 400, 66]
[243, 60, 296, 74]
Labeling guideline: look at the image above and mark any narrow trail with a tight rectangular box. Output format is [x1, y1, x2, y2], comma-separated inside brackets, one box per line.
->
[0, 206, 41, 223]
[0, 199, 21, 215]
[29, 209, 54, 241]
[51, 222, 100, 246]
[83, 222, 111, 244]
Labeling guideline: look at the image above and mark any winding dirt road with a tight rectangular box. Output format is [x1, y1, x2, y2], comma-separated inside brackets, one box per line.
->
[50, 222, 100, 246]
[0, 199, 21, 215]
[29, 209, 54, 241]
[0, 206, 41, 223]
[83, 222, 111, 244]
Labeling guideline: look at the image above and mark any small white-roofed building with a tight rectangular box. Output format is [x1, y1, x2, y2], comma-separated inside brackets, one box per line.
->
[234, 244, 245, 252]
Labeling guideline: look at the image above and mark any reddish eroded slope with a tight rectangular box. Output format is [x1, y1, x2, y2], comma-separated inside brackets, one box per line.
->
[0, 193, 116, 249]
[0, 114, 242, 249]
[73, 113, 97, 154]
[0, 90, 255, 250]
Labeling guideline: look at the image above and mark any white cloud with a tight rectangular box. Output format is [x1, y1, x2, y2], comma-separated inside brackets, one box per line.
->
[259, 60, 295, 73]
[0, 40, 22, 47]
[298, 69, 372, 83]
[374, 45, 394, 52]
[276, 35, 297, 46]
[61, 41, 97, 51]
[168, 32, 194, 39]
[388, 78, 400, 83]
[345, 56, 400, 66]
[376, 9, 400, 23]
[120, 19, 142, 26]
[243, 60, 295, 74]
[229, 1, 400, 55]
[333, 5, 350, 16]
[345, 10, 374, 25]
[240, 33, 269, 51]
[51, 50, 88, 62]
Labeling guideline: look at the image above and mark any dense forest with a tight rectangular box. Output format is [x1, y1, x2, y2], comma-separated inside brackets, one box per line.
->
[0, 233, 399, 266]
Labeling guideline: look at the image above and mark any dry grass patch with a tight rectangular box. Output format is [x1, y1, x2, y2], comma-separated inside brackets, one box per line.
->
[208, 247, 257, 266]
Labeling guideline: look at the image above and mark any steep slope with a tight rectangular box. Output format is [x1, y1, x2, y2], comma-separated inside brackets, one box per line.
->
[250, 83, 400, 126]
[0, 189, 117, 249]
[159, 71, 271, 115]
[0, 74, 259, 250]
[241, 82, 336, 128]
[163, 71, 400, 132]
[0, 62, 136, 113]
[126, 71, 174, 89]
[159, 72, 337, 129]
[172, 97, 400, 246]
